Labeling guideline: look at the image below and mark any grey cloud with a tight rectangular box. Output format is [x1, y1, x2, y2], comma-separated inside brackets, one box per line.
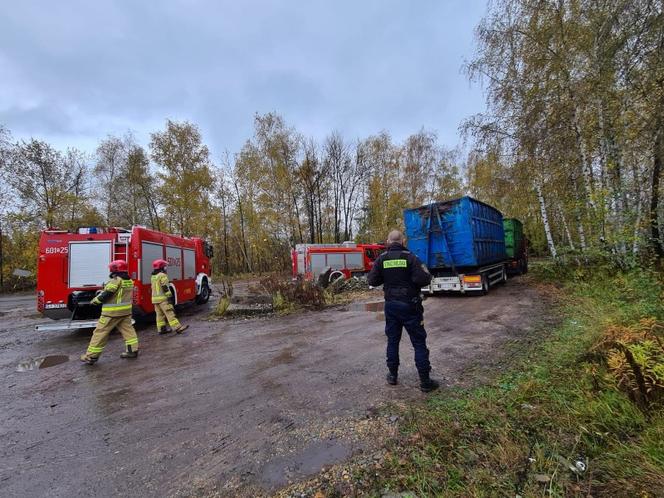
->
[0, 0, 486, 156]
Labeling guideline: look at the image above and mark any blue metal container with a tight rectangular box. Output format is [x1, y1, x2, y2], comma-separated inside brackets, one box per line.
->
[404, 196, 506, 270]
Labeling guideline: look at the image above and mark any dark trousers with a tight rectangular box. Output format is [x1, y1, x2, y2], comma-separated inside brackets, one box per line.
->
[384, 299, 431, 378]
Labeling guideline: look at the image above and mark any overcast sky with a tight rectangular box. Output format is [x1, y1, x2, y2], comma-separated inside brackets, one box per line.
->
[0, 0, 487, 159]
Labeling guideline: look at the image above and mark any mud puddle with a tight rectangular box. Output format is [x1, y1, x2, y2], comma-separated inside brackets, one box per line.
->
[260, 439, 352, 489]
[16, 355, 69, 372]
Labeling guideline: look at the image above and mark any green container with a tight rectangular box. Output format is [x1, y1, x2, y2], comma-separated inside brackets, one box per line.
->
[503, 218, 524, 259]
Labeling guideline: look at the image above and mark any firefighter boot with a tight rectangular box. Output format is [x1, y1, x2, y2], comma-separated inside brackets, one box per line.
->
[80, 354, 98, 365]
[120, 345, 139, 359]
[158, 325, 173, 335]
[386, 367, 398, 385]
[174, 324, 189, 334]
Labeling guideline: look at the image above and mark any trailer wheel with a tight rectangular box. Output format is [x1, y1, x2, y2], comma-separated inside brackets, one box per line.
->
[196, 280, 211, 304]
[481, 275, 489, 295]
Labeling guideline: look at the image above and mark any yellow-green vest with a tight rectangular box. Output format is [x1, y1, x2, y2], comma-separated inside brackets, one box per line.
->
[151, 272, 170, 304]
[101, 276, 134, 317]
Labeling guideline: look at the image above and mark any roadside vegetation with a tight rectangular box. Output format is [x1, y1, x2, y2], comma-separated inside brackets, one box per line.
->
[364, 264, 663, 497]
[277, 263, 663, 497]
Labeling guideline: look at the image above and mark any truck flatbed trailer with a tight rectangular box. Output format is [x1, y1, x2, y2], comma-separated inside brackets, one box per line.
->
[422, 261, 507, 294]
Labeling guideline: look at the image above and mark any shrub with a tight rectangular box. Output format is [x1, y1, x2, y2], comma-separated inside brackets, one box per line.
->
[210, 276, 233, 317]
[591, 318, 664, 411]
[259, 275, 327, 312]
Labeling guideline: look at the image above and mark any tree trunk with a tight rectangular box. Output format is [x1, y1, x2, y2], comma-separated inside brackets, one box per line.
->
[632, 190, 642, 256]
[234, 182, 251, 272]
[577, 217, 587, 252]
[650, 120, 663, 258]
[571, 104, 596, 216]
[571, 175, 587, 251]
[558, 205, 575, 250]
[536, 182, 558, 258]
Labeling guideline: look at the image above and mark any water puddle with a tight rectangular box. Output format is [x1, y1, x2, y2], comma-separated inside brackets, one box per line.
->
[260, 439, 351, 489]
[16, 355, 69, 372]
[348, 301, 384, 312]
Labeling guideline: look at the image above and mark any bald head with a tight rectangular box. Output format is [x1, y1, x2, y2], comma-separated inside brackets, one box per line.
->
[387, 230, 404, 246]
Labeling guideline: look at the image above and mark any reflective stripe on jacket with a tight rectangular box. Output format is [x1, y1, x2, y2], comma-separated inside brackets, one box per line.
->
[151, 272, 170, 304]
[101, 276, 134, 317]
[366, 242, 431, 302]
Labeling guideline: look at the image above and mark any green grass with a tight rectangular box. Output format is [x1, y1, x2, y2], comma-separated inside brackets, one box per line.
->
[367, 265, 664, 497]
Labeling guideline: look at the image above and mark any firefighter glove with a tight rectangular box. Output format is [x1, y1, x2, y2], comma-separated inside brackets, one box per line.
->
[91, 297, 102, 305]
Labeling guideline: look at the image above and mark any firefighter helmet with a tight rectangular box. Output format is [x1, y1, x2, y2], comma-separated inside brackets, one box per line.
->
[152, 259, 168, 270]
[109, 260, 128, 273]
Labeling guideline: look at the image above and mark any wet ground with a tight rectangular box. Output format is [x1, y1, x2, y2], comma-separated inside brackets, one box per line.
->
[0, 278, 547, 497]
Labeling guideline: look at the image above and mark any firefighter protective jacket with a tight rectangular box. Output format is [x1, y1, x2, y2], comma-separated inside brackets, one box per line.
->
[367, 242, 432, 302]
[151, 270, 172, 304]
[94, 276, 134, 317]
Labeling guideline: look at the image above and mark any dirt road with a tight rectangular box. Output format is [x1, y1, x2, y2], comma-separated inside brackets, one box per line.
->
[0, 292, 33, 314]
[0, 278, 546, 497]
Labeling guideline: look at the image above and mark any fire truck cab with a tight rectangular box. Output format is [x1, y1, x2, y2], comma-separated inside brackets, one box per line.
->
[291, 242, 385, 283]
[36, 226, 213, 328]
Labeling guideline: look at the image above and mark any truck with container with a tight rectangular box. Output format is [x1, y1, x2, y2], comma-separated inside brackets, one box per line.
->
[503, 218, 528, 275]
[36, 226, 214, 331]
[404, 196, 509, 295]
[291, 242, 385, 284]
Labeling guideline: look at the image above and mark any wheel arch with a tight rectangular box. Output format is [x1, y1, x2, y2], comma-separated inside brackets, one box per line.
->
[196, 272, 211, 295]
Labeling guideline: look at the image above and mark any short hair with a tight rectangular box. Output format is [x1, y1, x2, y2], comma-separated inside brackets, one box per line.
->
[387, 230, 404, 244]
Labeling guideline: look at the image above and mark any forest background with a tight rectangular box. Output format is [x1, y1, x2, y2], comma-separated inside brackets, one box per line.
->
[0, 0, 662, 290]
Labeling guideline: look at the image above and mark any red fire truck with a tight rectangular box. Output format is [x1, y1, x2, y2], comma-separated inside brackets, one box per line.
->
[36, 226, 213, 331]
[291, 242, 385, 284]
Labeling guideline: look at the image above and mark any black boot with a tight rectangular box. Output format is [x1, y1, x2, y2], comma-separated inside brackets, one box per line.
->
[419, 372, 440, 393]
[80, 354, 98, 365]
[120, 345, 139, 359]
[386, 372, 398, 385]
[158, 326, 173, 335]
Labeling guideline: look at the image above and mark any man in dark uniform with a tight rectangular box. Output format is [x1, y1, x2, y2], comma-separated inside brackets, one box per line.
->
[367, 230, 439, 392]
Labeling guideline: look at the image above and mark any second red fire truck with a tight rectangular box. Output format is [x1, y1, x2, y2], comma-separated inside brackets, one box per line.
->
[291, 242, 385, 284]
[36, 226, 213, 330]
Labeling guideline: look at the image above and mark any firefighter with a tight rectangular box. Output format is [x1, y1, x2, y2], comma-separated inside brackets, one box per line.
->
[151, 259, 189, 334]
[80, 260, 139, 365]
[367, 230, 440, 392]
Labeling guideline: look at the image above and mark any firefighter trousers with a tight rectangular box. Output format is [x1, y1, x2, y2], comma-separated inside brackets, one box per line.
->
[85, 315, 138, 358]
[154, 301, 181, 331]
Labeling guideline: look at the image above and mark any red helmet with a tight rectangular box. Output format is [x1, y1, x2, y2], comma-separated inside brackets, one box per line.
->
[109, 260, 128, 273]
[152, 259, 168, 270]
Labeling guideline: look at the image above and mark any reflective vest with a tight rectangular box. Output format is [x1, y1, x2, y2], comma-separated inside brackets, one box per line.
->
[101, 276, 134, 317]
[151, 272, 170, 304]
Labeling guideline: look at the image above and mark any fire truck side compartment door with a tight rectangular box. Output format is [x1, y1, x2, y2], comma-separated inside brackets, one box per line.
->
[69, 241, 112, 287]
[141, 242, 164, 283]
[183, 249, 196, 279]
[297, 251, 305, 275]
[165, 246, 183, 280]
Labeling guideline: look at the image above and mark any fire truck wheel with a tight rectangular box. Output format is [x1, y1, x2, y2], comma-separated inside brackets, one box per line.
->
[196, 280, 211, 304]
[328, 271, 345, 284]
